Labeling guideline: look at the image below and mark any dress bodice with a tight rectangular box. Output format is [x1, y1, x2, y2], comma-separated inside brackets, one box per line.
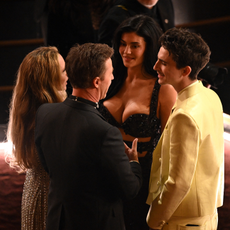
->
[99, 80, 161, 154]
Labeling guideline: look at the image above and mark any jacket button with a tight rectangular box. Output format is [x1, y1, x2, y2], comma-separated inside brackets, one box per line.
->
[164, 19, 169, 24]
[160, 220, 165, 226]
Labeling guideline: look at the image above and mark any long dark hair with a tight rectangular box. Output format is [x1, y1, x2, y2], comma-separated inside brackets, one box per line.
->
[107, 14, 162, 99]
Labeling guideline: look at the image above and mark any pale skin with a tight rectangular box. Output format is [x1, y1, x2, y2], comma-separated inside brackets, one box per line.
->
[154, 47, 194, 94]
[137, 0, 159, 9]
[58, 54, 68, 91]
[104, 32, 177, 157]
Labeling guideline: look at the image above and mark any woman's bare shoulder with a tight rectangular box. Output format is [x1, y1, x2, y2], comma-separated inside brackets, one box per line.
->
[159, 84, 177, 100]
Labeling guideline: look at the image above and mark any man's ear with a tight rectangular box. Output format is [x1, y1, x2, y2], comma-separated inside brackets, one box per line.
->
[182, 66, 192, 77]
[93, 77, 100, 89]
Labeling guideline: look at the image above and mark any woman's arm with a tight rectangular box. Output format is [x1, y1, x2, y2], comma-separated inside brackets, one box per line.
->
[157, 84, 177, 132]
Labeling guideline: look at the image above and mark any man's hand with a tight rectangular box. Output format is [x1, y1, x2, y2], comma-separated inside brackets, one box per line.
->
[124, 138, 139, 162]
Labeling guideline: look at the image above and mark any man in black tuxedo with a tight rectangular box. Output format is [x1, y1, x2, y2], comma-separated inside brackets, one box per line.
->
[35, 43, 142, 230]
[98, 0, 175, 46]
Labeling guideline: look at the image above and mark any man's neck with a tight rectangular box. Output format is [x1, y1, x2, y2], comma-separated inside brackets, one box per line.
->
[72, 88, 99, 103]
[137, 0, 158, 9]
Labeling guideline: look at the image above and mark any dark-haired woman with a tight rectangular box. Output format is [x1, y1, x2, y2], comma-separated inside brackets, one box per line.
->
[99, 15, 177, 230]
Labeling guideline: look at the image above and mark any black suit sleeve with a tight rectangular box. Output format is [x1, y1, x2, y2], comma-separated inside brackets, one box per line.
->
[157, 0, 175, 31]
[100, 125, 142, 199]
[98, 6, 129, 46]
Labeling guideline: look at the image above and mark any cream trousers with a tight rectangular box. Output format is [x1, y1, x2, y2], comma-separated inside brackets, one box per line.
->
[162, 212, 218, 230]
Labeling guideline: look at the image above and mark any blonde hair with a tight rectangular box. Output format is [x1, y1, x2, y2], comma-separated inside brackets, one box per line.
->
[7, 46, 65, 171]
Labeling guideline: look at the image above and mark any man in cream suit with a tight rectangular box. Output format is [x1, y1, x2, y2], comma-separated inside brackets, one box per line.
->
[146, 28, 224, 230]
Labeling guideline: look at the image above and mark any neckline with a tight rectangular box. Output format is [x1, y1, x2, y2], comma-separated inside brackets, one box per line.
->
[69, 95, 99, 109]
[101, 80, 160, 125]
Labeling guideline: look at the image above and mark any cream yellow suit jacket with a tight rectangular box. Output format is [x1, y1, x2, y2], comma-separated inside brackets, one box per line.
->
[146, 81, 224, 229]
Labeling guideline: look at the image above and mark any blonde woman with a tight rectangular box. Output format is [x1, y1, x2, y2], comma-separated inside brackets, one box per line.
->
[7, 46, 68, 230]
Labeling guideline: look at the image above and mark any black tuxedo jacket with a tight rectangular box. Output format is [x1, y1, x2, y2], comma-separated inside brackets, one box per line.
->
[98, 0, 175, 46]
[35, 97, 142, 230]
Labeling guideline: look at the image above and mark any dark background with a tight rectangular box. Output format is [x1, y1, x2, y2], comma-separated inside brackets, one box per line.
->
[0, 0, 230, 126]
[173, 0, 230, 115]
[0, 1, 229, 230]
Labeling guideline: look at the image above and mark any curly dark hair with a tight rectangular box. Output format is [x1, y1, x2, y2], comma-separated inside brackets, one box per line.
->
[159, 27, 211, 80]
[66, 43, 114, 89]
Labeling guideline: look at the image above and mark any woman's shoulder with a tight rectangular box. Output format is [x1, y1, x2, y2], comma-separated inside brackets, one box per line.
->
[159, 84, 176, 95]
[158, 84, 177, 103]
